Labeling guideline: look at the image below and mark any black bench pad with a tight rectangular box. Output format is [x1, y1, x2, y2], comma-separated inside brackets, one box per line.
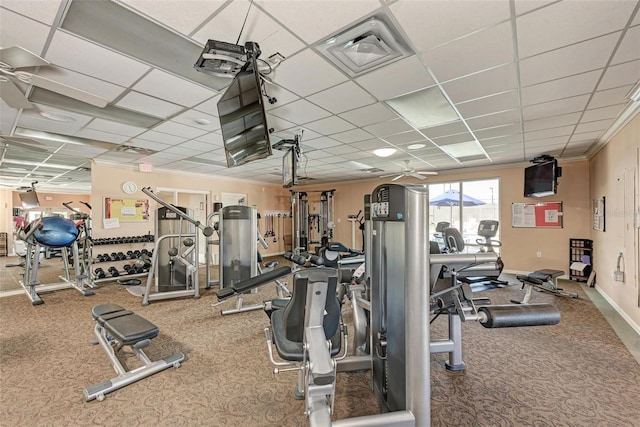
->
[92, 304, 159, 346]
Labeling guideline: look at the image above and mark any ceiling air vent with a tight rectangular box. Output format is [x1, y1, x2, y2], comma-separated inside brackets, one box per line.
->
[114, 145, 156, 156]
[314, 13, 413, 77]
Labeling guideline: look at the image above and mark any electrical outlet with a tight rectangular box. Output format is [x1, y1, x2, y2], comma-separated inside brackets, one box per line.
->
[536, 251, 542, 257]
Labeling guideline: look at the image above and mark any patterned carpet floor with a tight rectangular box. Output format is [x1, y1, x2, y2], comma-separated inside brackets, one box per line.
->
[1, 255, 639, 426]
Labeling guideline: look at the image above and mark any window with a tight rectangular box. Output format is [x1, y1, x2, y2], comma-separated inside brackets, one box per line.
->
[429, 178, 499, 252]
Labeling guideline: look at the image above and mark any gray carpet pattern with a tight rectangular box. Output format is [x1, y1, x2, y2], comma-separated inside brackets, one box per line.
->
[1, 255, 639, 426]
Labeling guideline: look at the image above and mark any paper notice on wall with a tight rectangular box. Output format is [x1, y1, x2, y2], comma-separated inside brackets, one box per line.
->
[121, 206, 136, 216]
[512, 203, 536, 227]
[104, 218, 120, 229]
[545, 210, 558, 223]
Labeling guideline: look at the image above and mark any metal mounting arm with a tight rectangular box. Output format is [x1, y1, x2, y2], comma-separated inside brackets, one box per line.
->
[142, 187, 214, 236]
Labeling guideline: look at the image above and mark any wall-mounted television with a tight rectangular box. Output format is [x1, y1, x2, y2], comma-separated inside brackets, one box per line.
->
[19, 191, 40, 209]
[524, 159, 560, 198]
[282, 148, 298, 188]
[217, 50, 271, 168]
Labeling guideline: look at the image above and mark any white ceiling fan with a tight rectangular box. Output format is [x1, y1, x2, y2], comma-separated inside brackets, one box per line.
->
[380, 160, 438, 181]
[0, 46, 108, 109]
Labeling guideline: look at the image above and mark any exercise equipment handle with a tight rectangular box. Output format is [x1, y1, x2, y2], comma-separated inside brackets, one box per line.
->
[142, 187, 213, 236]
[63, 201, 83, 214]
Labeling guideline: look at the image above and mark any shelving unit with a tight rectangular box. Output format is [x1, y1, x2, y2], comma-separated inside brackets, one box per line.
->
[0, 232, 7, 256]
[92, 235, 154, 282]
[569, 238, 593, 282]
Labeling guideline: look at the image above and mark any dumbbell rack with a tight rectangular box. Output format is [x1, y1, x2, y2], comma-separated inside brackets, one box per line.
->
[92, 235, 155, 283]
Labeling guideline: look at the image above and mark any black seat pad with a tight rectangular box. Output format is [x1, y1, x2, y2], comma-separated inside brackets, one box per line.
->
[271, 308, 341, 362]
[92, 303, 158, 346]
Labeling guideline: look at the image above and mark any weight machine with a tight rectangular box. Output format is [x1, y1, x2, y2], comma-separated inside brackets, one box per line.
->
[290, 189, 335, 253]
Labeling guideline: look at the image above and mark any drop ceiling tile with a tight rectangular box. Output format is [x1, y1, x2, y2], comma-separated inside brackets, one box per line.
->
[136, 130, 187, 145]
[574, 119, 612, 134]
[301, 136, 342, 150]
[307, 81, 376, 114]
[46, 31, 150, 87]
[456, 90, 520, 119]
[269, 99, 331, 124]
[265, 114, 297, 135]
[523, 112, 582, 132]
[514, 1, 556, 16]
[257, 0, 379, 45]
[473, 123, 522, 139]
[323, 144, 361, 156]
[0, 100, 18, 134]
[264, 84, 299, 111]
[192, 132, 224, 148]
[1, 0, 63, 25]
[193, 94, 222, 116]
[442, 63, 519, 103]
[304, 116, 355, 135]
[331, 128, 373, 144]
[350, 138, 389, 150]
[525, 135, 570, 147]
[523, 95, 590, 121]
[116, 92, 184, 118]
[121, 0, 225, 35]
[340, 103, 398, 127]
[588, 84, 634, 109]
[171, 111, 221, 132]
[519, 32, 620, 86]
[422, 22, 514, 82]
[521, 70, 601, 106]
[390, 0, 511, 52]
[271, 49, 347, 97]
[432, 132, 475, 146]
[163, 145, 196, 156]
[581, 104, 626, 123]
[74, 128, 130, 144]
[355, 56, 436, 100]
[269, 126, 322, 143]
[153, 121, 208, 139]
[0, 8, 50, 55]
[517, 0, 634, 58]
[127, 138, 171, 151]
[364, 118, 414, 137]
[524, 125, 574, 141]
[192, 1, 305, 58]
[479, 134, 524, 147]
[303, 150, 335, 160]
[178, 139, 218, 153]
[570, 130, 603, 143]
[133, 69, 218, 107]
[466, 109, 521, 130]
[85, 118, 146, 137]
[611, 25, 640, 65]
[420, 121, 468, 138]
[561, 147, 590, 157]
[598, 60, 640, 91]
[383, 130, 426, 145]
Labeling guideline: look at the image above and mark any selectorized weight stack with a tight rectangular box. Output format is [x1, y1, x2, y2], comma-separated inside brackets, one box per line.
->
[219, 205, 257, 291]
[156, 206, 196, 292]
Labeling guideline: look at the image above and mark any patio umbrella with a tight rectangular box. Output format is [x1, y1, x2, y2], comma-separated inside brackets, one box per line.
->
[429, 189, 486, 224]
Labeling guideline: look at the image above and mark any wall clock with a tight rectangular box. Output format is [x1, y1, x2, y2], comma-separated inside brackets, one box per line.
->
[122, 181, 138, 194]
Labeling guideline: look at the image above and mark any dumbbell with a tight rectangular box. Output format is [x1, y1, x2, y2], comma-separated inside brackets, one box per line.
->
[108, 266, 120, 277]
[133, 250, 141, 258]
[94, 268, 106, 279]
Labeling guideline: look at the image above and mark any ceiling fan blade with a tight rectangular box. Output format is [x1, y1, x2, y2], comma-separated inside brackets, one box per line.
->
[408, 172, 427, 180]
[0, 46, 49, 69]
[0, 79, 33, 109]
[29, 74, 109, 108]
[417, 171, 438, 175]
[391, 175, 403, 181]
[379, 173, 398, 178]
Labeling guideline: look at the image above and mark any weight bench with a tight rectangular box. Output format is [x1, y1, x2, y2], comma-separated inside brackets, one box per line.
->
[84, 303, 185, 402]
[512, 269, 578, 304]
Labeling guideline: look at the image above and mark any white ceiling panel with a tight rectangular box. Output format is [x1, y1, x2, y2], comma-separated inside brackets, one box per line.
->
[350, 138, 390, 150]
[364, 118, 414, 137]
[574, 119, 613, 134]
[383, 130, 426, 145]
[323, 144, 361, 156]
[301, 136, 343, 150]
[1, 1, 63, 26]
[307, 81, 376, 114]
[84, 118, 146, 137]
[516, 0, 634, 58]
[192, 1, 305, 58]
[355, 56, 436, 100]
[273, 49, 348, 97]
[303, 116, 355, 136]
[0, 8, 51, 56]
[611, 25, 640, 65]
[170, 111, 221, 132]
[420, 121, 468, 138]
[524, 125, 574, 141]
[598, 60, 640, 91]
[269, 99, 331, 124]
[153, 121, 208, 139]
[121, 0, 226, 36]
[0, 99, 18, 134]
[514, 1, 556, 16]
[479, 134, 523, 147]
[473, 123, 522, 139]
[193, 94, 222, 116]
[17, 107, 93, 135]
[135, 130, 188, 145]
[340, 103, 398, 127]
[35, 67, 126, 102]
[521, 70, 601, 106]
[519, 32, 621, 86]
[390, 0, 511, 52]
[581, 104, 627, 123]
[46, 31, 150, 87]
[523, 113, 582, 133]
[570, 130, 603, 143]
[116, 91, 184, 118]
[74, 128, 131, 144]
[522, 95, 590, 121]
[132, 69, 218, 107]
[456, 90, 520, 119]
[191, 132, 224, 148]
[421, 22, 514, 82]
[442, 63, 519, 103]
[177, 139, 217, 153]
[264, 84, 299, 111]
[257, 0, 380, 45]
[588, 85, 635, 109]
[331, 128, 373, 144]
[466, 109, 521, 131]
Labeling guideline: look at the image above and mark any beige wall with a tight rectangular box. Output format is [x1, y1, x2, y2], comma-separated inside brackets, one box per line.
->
[590, 113, 640, 330]
[91, 163, 291, 256]
[298, 160, 590, 274]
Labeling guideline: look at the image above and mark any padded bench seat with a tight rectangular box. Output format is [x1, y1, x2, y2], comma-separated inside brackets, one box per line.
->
[92, 303, 158, 346]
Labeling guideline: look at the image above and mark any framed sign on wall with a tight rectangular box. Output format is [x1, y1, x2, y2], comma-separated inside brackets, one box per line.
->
[592, 196, 605, 232]
[104, 197, 150, 222]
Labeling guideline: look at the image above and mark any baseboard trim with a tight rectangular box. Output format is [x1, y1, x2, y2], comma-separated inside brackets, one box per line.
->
[593, 285, 640, 337]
